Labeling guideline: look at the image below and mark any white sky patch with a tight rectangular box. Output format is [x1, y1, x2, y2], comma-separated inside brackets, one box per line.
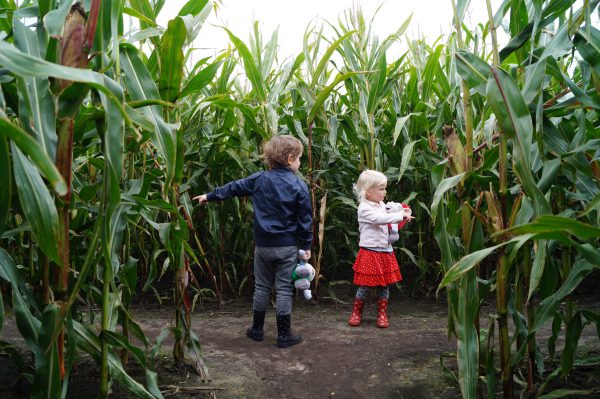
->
[154, 0, 508, 62]
[142, 0, 599, 70]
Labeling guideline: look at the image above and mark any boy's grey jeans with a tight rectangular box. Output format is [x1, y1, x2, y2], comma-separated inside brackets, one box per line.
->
[253, 245, 297, 316]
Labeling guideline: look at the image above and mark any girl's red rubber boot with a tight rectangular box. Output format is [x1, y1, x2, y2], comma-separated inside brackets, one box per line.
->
[376, 298, 389, 328]
[348, 298, 364, 326]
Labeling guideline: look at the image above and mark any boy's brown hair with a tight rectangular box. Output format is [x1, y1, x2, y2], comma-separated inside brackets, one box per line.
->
[262, 135, 303, 169]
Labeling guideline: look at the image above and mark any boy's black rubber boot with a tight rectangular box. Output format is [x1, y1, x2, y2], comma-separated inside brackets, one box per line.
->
[246, 310, 266, 341]
[276, 314, 303, 348]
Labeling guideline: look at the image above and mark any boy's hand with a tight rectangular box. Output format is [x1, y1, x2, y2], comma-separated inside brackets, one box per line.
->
[193, 194, 208, 204]
[301, 250, 311, 260]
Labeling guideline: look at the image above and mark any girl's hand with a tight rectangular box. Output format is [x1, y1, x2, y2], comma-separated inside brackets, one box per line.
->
[193, 194, 208, 204]
[402, 203, 412, 218]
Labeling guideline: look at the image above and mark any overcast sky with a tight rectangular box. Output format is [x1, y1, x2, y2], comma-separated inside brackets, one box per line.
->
[154, 0, 506, 61]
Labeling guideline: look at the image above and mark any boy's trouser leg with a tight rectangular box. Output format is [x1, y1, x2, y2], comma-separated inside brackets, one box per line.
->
[253, 246, 296, 315]
[252, 246, 272, 312]
[273, 246, 296, 316]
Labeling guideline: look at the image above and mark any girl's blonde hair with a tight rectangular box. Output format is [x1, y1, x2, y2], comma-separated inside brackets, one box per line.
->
[353, 170, 387, 202]
[262, 135, 303, 169]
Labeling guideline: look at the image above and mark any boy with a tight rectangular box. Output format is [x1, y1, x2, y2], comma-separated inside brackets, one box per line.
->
[194, 135, 312, 348]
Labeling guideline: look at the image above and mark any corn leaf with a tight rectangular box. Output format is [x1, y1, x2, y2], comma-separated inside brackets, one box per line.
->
[178, 0, 209, 16]
[0, 131, 10, 233]
[13, 20, 57, 160]
[128, 0, 156, 31]
[158, 17, 186, 102]
[120, 44, 176, 187]
[0, 41, 129, 125]
[366, 50, 387, 114]
[574, 25, 600, 75]
[72, 321, 161, 399]
[42, 0, 75, 37]
[310, 30, 355, 88]
[456, 271, 478, 399]
[31, 304, 61, 399]
[11, 144, 61, 264]
[223, 27, 266, 102]
[528, 239, 548, 301]
[397, 140, 417, 182]
[123, 6, 157, 26]
[560, 313, 584, 378]
[439, 241, 506, 289]
[308, 71, 367, 124]
[455, 0, 472, 24]
[102, 331, 147, 369]
[0, 292, 3, 335]
[455, 51, 489, 96]
[522, 59, 547, 104]
[431, 173, 466, 223]
[180, 60, 222, 98]
[538, 257, 597, 336]
[422, 45, 444, 100]
[502, 215, 600, 240]
[11, 276, 41, 351]
[486, 67, 551, 216]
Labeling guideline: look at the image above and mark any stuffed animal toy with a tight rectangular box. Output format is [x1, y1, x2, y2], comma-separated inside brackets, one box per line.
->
[385, 202, 412, 244]
[292, 249, 315, 300]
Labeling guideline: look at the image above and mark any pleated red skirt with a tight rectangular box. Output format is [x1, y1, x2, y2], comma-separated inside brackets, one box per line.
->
[352, 248, 402, 286]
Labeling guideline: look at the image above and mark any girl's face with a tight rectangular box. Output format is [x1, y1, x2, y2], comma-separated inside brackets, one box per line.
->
[366, 183, 386, 203]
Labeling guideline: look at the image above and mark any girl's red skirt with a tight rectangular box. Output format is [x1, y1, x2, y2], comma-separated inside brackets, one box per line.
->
[353, 248, 402, 286]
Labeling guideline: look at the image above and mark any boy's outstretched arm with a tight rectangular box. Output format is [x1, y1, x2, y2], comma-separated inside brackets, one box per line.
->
[193, 172, 262, 204]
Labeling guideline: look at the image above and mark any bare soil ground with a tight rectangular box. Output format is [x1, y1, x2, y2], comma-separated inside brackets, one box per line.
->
[1, 293, 599, 398]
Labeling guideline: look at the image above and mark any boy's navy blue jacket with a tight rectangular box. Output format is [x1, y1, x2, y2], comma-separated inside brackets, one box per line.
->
[206, 167, 313, 250]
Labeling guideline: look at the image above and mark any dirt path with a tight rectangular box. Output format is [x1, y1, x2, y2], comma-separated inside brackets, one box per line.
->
[190, 297, 458, 398]
[2, 295, 598, 398]
[0, 296, 460, 398]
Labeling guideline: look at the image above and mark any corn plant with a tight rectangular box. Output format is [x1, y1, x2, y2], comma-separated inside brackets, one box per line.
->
[435, 0, 600, 397]
[1, 1, 598, 398]
[0, 0, 217, 397]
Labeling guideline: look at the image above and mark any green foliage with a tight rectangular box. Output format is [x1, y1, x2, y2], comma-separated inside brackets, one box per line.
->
[0, 1, 598, 398]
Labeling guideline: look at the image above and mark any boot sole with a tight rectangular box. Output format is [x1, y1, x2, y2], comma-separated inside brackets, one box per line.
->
[277, 338, 303, 348]
[246, 330, 264, 341]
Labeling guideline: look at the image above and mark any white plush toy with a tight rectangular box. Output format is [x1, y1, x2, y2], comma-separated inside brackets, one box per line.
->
[385, 202, 412, 244]
[292, 249, 315, 300]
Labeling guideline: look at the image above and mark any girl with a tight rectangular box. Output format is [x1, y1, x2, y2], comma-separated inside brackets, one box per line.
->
[348, 170, 412, 328]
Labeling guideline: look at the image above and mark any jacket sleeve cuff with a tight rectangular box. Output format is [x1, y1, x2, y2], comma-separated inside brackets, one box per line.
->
[206, 192, 217, 201]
